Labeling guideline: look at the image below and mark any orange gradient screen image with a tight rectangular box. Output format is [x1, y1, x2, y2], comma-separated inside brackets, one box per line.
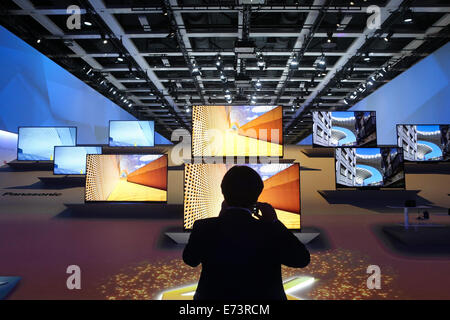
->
[85, 154, 167, 202]
[184, 163, 300, 229]
[192, 105, 283, 157]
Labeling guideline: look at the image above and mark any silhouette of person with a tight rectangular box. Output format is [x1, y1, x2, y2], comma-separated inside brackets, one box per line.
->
[183, 165, 310, 300]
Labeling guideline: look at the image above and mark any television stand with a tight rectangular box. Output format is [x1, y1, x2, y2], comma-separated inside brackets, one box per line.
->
[165, 232, 320, 245]
[38, 176, 86, 187]
[386, 205, 433, 229]
[7, 160, 53, 171]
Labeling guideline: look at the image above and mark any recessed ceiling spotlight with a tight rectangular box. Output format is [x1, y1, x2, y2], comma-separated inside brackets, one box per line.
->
[403, 9, 413, 23]
[290, 54, 299, 66]
[215, 54, 223, 68]
[384, 31, 393, 42]
[257, 56, 265, 67]
[318, 55, 326, 65]
[192, 66, 201, 76]
[327, 32, 333, 43]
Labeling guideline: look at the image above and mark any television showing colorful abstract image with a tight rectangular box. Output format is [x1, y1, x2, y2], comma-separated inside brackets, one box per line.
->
[17, 127, 77, 161]
[54, 146, 102, 175]
[109, 121, 155, 147]
[335, 147, 405, 188]
[85, 154, 167, 202]
[184, 163, 300, 230]
[192, 105, 283, 157]
[313, 111, 377, 147]
[397, 124, 450, 162]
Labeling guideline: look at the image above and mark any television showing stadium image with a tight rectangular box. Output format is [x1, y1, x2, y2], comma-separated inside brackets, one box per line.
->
[17, 127, 77, 161]
[184, 162, 300, 230]
[313, 111, 377, 147]
[192, 105, 283, 157]
[397, 124, 450, 162]
[335, 147, 405, 189]
[54, 146, 102, 175]
[85, 154, 167, 202]
[109, 121, 155, 147]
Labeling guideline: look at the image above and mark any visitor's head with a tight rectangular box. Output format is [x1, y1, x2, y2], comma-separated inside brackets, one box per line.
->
[221, 166, 264, 209]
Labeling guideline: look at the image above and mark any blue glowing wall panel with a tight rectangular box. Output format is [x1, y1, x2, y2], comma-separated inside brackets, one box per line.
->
[0, 26, 136, 144]
[109, 121, 155, 147]
[54, 146, 102, 175]
[17, 127, 76, 161]
[351, 42, 450, 145]
[155, 132, 172, 145]
[0, 130, 17, 166]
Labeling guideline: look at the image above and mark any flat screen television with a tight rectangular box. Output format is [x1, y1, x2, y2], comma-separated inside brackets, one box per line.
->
[396, 124, 450, 162]
[85, 154, 167, 202]
[334, 147, 405, 189]
[184, 162, 300, 230]
[53, 146, 102, 175]
[312, 111, 377, 147]
[191, 105, 283, 157]
[109, 121, 155, 147]
[17, 127, 77, 161]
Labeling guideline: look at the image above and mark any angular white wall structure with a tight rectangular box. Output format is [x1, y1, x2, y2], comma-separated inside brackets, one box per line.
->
[351, 42, 450, 145]
[0, 26, 171, 146]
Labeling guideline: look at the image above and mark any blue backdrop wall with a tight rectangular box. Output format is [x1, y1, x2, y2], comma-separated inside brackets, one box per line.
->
[0, 26, 171, 146]
[297, 42, 450, 146]
[350, 42, 450, 145]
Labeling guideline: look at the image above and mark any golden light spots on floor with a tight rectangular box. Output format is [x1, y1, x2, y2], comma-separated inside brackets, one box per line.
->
[98, 249, 403, 300]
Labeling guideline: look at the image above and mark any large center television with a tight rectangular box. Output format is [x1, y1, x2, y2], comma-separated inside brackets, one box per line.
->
[85, 154, 167, 202]
[109, 121, 155, 147]
[335, 147, 405, 189]
[396, 124, 450, 162]
[17, 127, 77, 161]
[183, 162, 300, 230]
[191, 105, 283, 157]
[312, 111, 377, 147]
[54, 146, 102, 175]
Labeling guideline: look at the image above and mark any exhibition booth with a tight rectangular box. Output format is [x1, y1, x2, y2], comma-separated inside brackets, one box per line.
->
[0, 13, 449, 301]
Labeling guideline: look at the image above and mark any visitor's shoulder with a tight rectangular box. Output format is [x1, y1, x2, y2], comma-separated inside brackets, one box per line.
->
[192, 217, 220, 229]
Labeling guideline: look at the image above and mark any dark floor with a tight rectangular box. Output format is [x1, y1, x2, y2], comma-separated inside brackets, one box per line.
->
[1, 210, 449, 300]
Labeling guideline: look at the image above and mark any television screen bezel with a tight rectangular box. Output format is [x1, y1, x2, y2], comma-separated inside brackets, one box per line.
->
[190, 105, 284, 158]
[17, 126, 77, 162]
[108, 120, 156, 148]
[182, 161, 301, 231]
[312, 110, 378, 148]
[396, 124, 450, 163]
[84, 153, 168, 203]
[53, 145, 103, 176]
[333, 145, 406, 190]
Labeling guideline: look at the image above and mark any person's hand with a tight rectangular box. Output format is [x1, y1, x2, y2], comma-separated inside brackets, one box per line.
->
[254, 202, 278, 222]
